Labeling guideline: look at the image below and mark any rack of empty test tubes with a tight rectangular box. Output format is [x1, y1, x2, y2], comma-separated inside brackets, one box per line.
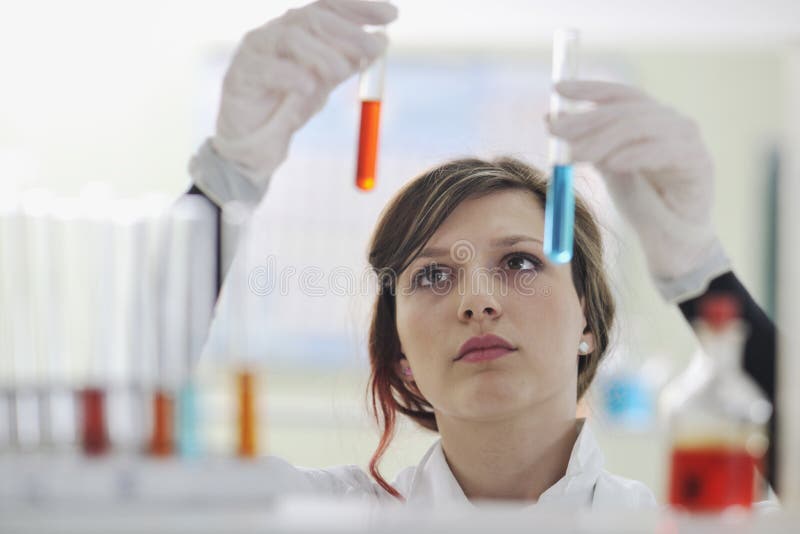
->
[0, 187, 274, 507]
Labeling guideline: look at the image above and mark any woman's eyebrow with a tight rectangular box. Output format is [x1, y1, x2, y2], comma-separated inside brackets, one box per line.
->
[415, 246, 449, 260]
[490, 235, 543, 247]
[416, 235, 543, 259]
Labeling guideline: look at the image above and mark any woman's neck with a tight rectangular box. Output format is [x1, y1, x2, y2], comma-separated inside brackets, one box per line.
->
[437, 401, 580, 502]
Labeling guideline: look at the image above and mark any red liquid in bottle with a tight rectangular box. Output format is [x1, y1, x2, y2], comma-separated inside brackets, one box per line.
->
[669, 446, 758, 511]
[356, 100, 381, 191]
[80, 388, 109, 455]
[148, 389, 174, 456]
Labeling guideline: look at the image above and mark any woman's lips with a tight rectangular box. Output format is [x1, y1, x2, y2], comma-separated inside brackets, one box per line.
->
[458, 347, 516, 363]
[456, 333, 515, 361]
[455, 334, 516, 362]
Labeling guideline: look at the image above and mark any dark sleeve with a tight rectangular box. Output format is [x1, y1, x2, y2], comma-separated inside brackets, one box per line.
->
[186, 185, 222, 299]
[677, 271, 779, 492]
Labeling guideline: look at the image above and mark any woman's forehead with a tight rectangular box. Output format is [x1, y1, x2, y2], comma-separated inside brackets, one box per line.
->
[430, 190, 545, 244]
[401, 191, 546, 271]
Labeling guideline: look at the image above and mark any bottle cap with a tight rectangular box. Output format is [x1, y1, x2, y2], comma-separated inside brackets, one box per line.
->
[699, 293, 741, 330]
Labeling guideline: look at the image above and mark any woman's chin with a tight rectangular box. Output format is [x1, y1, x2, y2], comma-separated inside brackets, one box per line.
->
[453, 373, 532, 419]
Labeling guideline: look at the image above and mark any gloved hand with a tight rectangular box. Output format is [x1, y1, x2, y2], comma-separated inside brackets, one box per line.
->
[547, 80, 731, 302]
[190, 0, 398, 206]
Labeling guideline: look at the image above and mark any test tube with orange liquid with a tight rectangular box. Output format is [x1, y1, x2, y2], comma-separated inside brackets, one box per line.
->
[148, 389, 174, 456]
[145, 203, 177, 458]
[355, 32, 387, 192]
[220, 202, 263, 459]
[236, 369, 258, 458]
[146, 196, 216, 458]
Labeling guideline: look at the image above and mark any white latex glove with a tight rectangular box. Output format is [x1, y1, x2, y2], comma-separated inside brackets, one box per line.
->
[547, 80, 731, 302]
[190, 0, 397, 206]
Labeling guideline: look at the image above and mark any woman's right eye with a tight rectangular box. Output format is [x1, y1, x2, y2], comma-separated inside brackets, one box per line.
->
[415, 264, 452, 288]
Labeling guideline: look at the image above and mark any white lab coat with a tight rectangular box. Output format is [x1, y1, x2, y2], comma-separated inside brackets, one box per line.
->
[284, 418, 657, 508]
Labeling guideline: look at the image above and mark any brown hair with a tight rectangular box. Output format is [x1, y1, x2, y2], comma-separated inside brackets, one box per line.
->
[365, 157, 615, 499]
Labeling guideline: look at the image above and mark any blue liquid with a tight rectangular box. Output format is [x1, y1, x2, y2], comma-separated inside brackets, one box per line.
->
[544, 164, 575, 263]
[177, 382, 201, 458]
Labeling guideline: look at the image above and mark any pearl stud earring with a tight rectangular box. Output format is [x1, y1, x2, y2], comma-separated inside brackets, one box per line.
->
[578, 341, 590, 355]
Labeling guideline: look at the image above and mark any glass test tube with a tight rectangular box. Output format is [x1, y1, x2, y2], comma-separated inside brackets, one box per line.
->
[177, 382, 199, 457]
[14, 197, 41, 451]
[148, 389, 174, 456]
[355, 31, 387, 192]
[22, 191, 57, 451]
[50, 196, 104, 455]
[222, 203, 260, 458]
[158, 195, 217, 458]
[80, 387, 109, 455]
[11, 194, 48, 451]
[105, 200, 141, 453]
[130, 196, 171, 454]
[76, 190, 116, 456]
[0, 199, 23, 451]
[180, 197, 216, 457]
[237, 369, 257, 458]
[544, 28, 580, 264]
[49, 198, 83, 451]
[149, 203, 180, 457]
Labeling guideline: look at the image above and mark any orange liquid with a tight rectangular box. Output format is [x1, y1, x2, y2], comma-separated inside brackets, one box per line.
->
[356, 100, 381, 191]
[148, 390, 174, 456]
[80, 388, 109, 455]
[669, 447, 758, 511]
[237, 371, 257, 458]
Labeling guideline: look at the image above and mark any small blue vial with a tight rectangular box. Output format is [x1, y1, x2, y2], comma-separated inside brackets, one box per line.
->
[544, 164, 575, 263]
[177, 381, 201, 457]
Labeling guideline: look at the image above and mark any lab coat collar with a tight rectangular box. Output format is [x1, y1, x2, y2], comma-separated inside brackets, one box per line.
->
[404, 430, 470, 505]
[402, 418, 603, 507]
[537, 418, 603, 506]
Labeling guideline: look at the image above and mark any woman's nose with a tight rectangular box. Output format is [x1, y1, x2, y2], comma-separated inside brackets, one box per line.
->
[457, 273, 503, 322]
[460, 304, 500, 321]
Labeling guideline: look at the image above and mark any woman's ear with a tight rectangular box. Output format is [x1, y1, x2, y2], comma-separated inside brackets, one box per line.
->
[578, 297, 595, 355]
[396, 355, 414, 381]
[579, 295, 588, 325]
[396, 354, 427, 400]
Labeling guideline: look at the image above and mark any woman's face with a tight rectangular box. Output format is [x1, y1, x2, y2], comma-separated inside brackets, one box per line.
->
[395, 190, 593, 421]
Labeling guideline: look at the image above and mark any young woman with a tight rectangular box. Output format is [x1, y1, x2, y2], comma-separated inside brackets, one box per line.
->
[361, 156, 653, 505]
[187, 0, 778, 504]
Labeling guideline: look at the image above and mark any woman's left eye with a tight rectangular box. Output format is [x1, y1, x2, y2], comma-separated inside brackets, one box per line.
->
[505, 253, 542, 271]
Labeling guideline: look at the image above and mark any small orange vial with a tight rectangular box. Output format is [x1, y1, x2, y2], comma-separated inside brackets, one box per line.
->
[356, 100, 381, 191]
[237, 370, 257, 458]
[355, 37, 386, 192]
[148, 389, 174, 456]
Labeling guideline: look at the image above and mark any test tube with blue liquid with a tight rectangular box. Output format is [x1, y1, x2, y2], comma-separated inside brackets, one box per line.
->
[544, 28, 580, 264]
[171, 195, 217, 458]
